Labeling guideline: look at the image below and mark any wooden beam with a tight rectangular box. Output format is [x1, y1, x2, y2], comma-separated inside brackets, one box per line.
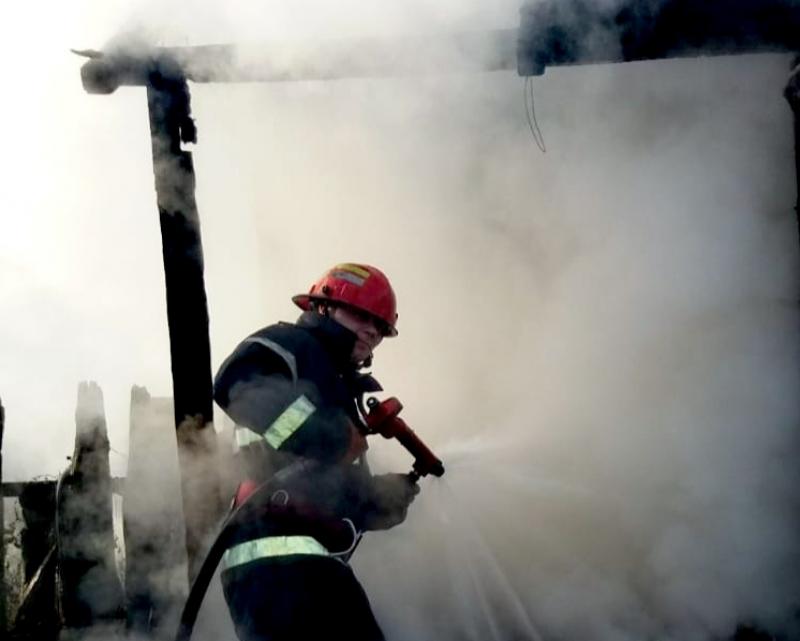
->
[2, 479, 125, 497]
[124, 386, 188, 637]
[785, 57, 800, 253]
[146, 71, 223, 583]
[0, 396, 5, 635]
[78, 29, 517, 93]
[57, 382, 124, 627]
[518, 0, 800, 76]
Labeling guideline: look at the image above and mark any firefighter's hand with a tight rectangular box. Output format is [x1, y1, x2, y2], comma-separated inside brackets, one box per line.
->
[364, 473, 420, 531]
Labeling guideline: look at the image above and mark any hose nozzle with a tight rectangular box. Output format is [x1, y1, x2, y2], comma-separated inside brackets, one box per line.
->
[365, 397, 445, 479]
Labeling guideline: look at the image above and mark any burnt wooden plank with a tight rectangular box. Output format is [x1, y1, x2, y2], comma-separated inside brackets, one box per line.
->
[1, 396, 5, 634]
[518, 0, 800, 76]
[146, 72, 223, 582]
[124, 386, 188, 637]
[56, 382, 124, 628]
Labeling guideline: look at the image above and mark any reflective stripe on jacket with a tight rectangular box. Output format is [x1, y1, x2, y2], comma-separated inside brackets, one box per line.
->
[222, 535, 330, 570]
[215, 312, 366, 464]
[233, 395, 317, 452]
[213, 311, 384, 531]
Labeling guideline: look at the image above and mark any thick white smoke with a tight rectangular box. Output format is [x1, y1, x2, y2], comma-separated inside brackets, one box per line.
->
[323, 56, 799, 640]
[190, 49, 799, 641]
[2, 1, 798, 640]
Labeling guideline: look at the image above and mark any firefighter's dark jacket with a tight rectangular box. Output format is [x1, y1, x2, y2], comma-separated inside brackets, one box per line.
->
[214, 310, 385, 537]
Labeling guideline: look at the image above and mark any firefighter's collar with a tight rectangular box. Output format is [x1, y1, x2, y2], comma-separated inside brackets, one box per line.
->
[296, 310, 357, 368]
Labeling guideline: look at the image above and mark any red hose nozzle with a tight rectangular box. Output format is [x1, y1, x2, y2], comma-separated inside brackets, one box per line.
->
[365, 397, 445, 478]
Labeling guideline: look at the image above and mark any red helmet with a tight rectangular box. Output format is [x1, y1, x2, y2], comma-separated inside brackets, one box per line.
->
[292, 263, 398, 337]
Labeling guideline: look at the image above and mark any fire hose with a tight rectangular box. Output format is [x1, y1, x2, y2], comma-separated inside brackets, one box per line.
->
[174, 397, 444, 641]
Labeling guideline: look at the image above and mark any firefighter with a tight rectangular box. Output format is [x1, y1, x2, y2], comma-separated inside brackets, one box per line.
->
[214, 263, 419, 641]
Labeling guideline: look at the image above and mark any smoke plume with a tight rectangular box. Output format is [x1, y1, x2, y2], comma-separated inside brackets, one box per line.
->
[2, 1, 798, 640]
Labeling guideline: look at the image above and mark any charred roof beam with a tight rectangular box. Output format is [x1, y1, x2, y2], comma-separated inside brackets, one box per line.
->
[518, 0, 800, 76]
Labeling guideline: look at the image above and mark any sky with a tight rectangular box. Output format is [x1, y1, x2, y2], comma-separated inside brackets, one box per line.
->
[1, 1, 799, 640]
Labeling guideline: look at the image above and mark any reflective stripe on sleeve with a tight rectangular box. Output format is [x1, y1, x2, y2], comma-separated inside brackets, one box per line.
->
[222, 536, 330, 570]
[242, 336, 298, 383]
[263, 395, 316, 449]
[234, 426, 263, 451]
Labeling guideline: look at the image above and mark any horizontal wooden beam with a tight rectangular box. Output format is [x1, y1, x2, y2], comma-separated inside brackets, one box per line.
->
[78, 29, 518, 94]
[1, 478, 126, 497]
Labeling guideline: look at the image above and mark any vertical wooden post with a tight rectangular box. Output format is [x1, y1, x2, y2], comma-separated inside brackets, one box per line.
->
[15, 482, 59, 640]
[0, 396, 5, 634]
[784, 55, 800, 255]
[145, 67, 223, 581]
[18, 484, 56, 586]
[57, 382, 124, 628]
[125, 386, 188, 637]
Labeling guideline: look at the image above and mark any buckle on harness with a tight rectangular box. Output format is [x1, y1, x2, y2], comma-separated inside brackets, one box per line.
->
[330, 518, 360, 559]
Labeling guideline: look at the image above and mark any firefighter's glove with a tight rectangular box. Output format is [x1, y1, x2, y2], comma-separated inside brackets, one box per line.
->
[363, 473, 420, 531]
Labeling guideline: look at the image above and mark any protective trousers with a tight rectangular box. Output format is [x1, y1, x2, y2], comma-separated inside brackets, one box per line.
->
[222, 555, 385, 641]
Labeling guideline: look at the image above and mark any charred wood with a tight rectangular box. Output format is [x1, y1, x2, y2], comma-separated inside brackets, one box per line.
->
[0, 396, 5, 634]
[56, 382, 124, 628]
[124, 387, 188, 638]
[146, 72, 223, 583]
